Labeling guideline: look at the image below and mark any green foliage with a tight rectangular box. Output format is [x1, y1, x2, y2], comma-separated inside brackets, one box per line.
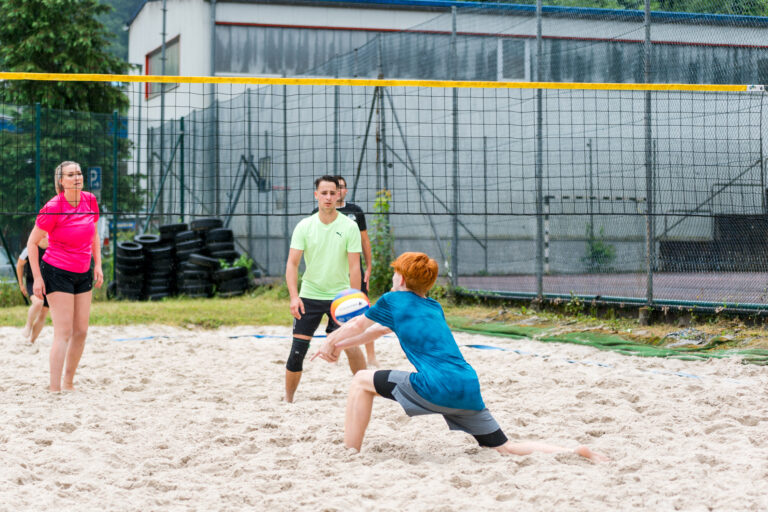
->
[565, 292, 584, 315]
[219, 254, 254, 272]
[583, 225, 616, 271]
[0, 0, 129, 113]
[369, 190, 395, 297]
[0, 283, 27, 308]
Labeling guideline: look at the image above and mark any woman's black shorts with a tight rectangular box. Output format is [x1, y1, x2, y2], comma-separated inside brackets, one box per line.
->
[41, 260, 93, 306]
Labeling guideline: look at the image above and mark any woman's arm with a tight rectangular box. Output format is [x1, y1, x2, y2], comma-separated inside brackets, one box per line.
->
[92, 230, 103, 288]
[27, 227, 47, 300]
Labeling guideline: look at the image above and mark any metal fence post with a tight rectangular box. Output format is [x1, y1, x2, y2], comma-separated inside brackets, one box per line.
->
[644, 0, 654, 306]
[535, 0, 544, 299]
[35, 103, 41, 212]
[112, 110, 119, 283]
[180, 116, 185, 222]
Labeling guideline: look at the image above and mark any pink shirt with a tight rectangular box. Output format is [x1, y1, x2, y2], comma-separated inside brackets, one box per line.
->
[36, 192, 99, 273]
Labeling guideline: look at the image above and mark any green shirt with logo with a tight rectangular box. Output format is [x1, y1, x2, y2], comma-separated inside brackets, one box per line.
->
[290, 212, 362, 300]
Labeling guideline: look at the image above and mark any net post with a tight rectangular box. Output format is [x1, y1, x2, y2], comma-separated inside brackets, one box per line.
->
[112, 109, 119, 284]
[282, 82, 289, 260]
[179, 116, 185, 222]
[34, 103, 41, 212]
[535, 0, 544, 300]
[450, 5, 459, 288]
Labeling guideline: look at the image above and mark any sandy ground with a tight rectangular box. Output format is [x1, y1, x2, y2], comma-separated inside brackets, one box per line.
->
[1, 324, 767, 512]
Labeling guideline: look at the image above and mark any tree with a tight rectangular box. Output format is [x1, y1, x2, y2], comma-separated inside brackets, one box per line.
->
[0, 0, 129, 112]
[0, 0, 140, 243]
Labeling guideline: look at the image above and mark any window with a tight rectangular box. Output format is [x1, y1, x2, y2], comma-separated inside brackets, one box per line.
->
[146, 36, 180, 98]
[500, 39, 527, 81]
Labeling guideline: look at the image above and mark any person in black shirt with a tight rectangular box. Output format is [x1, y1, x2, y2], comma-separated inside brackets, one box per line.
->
[16, 235, 49, 349]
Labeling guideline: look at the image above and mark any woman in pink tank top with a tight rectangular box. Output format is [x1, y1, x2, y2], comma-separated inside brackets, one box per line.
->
[27, 161, 104, 392]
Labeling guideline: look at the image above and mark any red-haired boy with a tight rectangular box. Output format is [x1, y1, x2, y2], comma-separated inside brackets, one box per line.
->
[313, 252, 608, 462]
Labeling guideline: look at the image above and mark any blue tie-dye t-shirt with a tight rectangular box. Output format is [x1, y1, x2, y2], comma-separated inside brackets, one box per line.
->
[365, 291, 485, 411]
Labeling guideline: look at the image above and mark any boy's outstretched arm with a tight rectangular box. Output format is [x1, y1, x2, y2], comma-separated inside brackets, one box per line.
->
[312, 316, 390, 362]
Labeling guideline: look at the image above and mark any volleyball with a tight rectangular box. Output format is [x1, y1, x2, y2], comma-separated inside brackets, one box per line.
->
[330, 289, 370, 324]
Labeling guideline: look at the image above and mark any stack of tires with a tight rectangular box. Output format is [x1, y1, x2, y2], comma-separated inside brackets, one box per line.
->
[110, 216, 253, 300]
[135, 234, 174, 301]
[115, 241, 144, 300]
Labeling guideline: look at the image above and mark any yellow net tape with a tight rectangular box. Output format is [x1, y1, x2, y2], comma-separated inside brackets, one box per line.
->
[0, 72, 757, 93]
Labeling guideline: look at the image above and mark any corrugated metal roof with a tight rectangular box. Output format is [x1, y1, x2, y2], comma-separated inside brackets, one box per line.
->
[127, 0, 768, 28]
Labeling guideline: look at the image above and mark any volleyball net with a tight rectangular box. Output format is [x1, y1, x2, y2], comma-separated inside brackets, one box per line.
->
[1, 72, 767, 310]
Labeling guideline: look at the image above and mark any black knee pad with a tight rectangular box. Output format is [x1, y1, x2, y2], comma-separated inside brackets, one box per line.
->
[286, 338, 310, 372]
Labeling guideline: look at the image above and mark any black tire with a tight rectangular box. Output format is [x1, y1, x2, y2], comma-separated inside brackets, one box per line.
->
[209, 250, 240, 262]
[146, 284, 171, 295]
[206, 241, 235, 253]
[134, 234, 162, 247]
[147, 292, 171, 301]
[217, 276, 249, 292]
[175, 248, 197, 261]
[190, 217, 223, 231]
[147, 277, 171, 287]
[116, 241, 143, 258]
[159, 223, 189, 235]
[145, 259, 173, 272]
[146, 271, 173, 282]
[116, 271, 144, 285]
[218, 289, 246, 298]
[213, 266, 248, 282]
[204, 228, 233, 242]
[180, 260, 210, 272]
[188, 253, 221, 270]
[116, 253, 145, 265]
[179, 278, 213, 289]
[116, 262, 144, 274]
[175, 230, 198, 243]
[181, 270, 210, 281]
[176, 239, 205, 252]
[180, 283, 214, 295]
[147, 244, 173, 258]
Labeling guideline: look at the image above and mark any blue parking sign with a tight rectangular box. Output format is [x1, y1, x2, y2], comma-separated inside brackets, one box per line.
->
[88, 166, 102, 191]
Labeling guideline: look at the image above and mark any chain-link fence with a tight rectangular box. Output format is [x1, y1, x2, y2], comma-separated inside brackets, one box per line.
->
[3, 1, 768, 309]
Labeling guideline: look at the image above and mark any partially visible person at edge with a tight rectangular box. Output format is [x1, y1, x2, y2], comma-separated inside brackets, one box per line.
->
[27, 161, 103, 392]
[16, 234, 50, 350]
[285, 175, 365, 403]
[311, 175, 378, 367]
[312, 252, 609, 463]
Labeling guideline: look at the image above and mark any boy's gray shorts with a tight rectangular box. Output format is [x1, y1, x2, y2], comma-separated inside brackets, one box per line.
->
[380, 370, 502, 438]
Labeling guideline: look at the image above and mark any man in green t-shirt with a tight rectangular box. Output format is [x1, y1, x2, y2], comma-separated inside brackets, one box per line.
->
[284, 175, 366, 402]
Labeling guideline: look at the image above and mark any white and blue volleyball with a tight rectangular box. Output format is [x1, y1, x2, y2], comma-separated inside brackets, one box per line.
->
[330, 289, 371, 324]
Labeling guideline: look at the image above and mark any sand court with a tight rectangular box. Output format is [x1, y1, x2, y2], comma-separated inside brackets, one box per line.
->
[1, 324, 767, 511]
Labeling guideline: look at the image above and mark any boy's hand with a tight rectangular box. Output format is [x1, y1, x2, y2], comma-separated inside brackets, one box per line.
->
[311, 340, 339, 363]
